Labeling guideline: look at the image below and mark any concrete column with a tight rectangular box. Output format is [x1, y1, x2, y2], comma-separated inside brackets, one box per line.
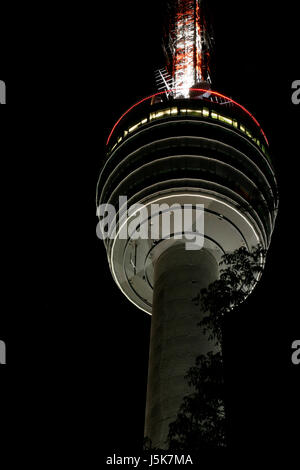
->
[144, 243, 220, 449]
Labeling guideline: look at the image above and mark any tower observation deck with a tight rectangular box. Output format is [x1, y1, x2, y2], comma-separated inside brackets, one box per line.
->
[97, 0, 278, 449]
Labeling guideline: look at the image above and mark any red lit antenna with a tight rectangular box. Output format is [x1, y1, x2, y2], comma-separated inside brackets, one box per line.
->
[163, 0, 213, 98]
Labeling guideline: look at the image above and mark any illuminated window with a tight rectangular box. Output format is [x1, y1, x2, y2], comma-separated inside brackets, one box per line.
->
[129, 123, 139, 133]
[211, 111, 218, 119]
[128, 118, 149, 133]
[149, 108, 177, 121]
[189, 109, 202, 116]
[240, 125, 246, 133]
[218, 115, 233, 125]
[203, 108, 209, 117]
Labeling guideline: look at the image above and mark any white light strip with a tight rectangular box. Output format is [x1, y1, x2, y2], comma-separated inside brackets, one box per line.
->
[109, 193, 261, 315]
[101, 145, 272, 237]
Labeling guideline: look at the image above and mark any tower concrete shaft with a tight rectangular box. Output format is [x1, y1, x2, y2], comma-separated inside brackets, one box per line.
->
[145, 243, 220, 448]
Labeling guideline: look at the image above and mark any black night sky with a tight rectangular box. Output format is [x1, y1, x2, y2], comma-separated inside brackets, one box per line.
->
[98, 0, 300, 458]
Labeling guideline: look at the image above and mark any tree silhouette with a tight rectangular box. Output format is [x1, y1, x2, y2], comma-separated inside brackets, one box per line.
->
[167, 351, 226, 454]
[165, 245, 266, 453]
[199, 245, 266, 343]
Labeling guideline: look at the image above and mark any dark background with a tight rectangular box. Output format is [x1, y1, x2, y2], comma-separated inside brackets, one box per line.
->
[0, 0, 299, 463]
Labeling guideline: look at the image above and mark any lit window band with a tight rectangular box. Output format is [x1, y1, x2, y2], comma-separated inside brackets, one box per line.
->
[109, 105, 269, 159]
[106, 89, 269, 148]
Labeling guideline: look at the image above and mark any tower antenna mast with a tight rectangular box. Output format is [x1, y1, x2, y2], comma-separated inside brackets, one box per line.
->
[164, 0, 213, 97]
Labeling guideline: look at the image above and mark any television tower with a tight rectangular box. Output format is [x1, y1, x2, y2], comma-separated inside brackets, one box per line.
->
[97, 0, 278, 449]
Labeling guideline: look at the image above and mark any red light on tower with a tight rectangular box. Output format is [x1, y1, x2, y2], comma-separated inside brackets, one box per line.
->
[167, 0, 213, 97]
